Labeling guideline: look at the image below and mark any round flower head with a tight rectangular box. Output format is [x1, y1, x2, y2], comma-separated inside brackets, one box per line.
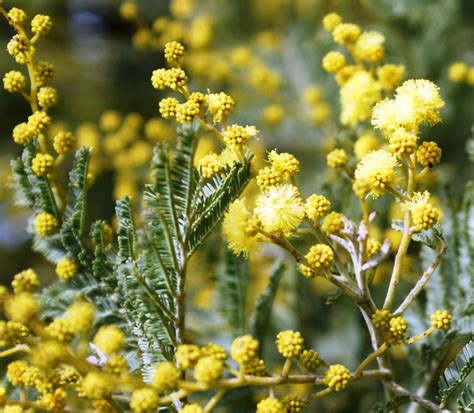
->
[175, 344, 201, 369]
[389, 316, 407, 341]
[164, 41, 184, 62]
[321, 211, 345, 235]
[326, 148, 348, 168]
[165, 67, 187, 90]
[37, 86, 58, 108]
[230, 335, 259, 364]
[31, 15, 53, 35]
[46, 318, 75, 342]
[13, 122, 34, 145]
[27, 111, 51, 135]
[32, 153, 54, 177]
[448, 62, 468, 83]
[371, 309, 392, 330]
[194, 356, 224, 385]
[11, 269, 39, 293]
[200, 343, 227, 360]
[340, 71, 381, 126]
[93, 325, 125, 355]
[8, 8, 27, 24]
[3, 70, 25, 93]
[282, 395, 306, 413]
[268, 150, 299, 179]
[151, 68, 167, 90]
[130, 387, 159, 413]
[35, 60, 55, 85]
[354, 31, 385, 62]
[5, 293, 38, 324]
[275, 330, 304, 358]
[199, 152, 225, 178]
[55, 258, 78, 280]
[324, 364, 351, 391]
[53, 131, 74, 155]
[299, 349, 321, 371]
[120, 1, 138, 20]
[254, 184, 305, 236]
[322, 13, 342, 32]
[175, 99, 200, 123]
[367, 238, 381, 256]
[159, 97, 179, 120]
[416, 141, 442, 167]
[430, 310, 452, 330]
[206, 92, 234, 123]
[223, 124, 258, 151]
[305, 194, 331, 220]
[388, 128, 418, 158]
[333, 23, 361, 45]
[7, 34, 31, 64]
[305, 244, 334, 270]
[355, 150, 399, 198]
[404, 191, 440, 232]
[377, 64, 405, 92]
[256, 397, 285, 413]
[256, 166, 283, 191]
[222, 198, 260, 256]
[242, 357, 266, 376]
[65, 301, 95, 333]
[34, 212, 59, 236]
[322, 51, 346, 73]
[152, 361, 179, 391]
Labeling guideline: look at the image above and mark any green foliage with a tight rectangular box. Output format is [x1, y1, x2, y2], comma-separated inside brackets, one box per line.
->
[438, 339, 474, 407]
[369, 395, 411, 413]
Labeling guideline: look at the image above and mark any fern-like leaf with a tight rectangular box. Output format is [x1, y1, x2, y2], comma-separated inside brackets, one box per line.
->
[370, 395, 411, 413]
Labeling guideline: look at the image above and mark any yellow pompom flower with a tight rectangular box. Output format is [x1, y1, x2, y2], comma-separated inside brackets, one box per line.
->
[7, 34, 31, 64]
[194, 356, 224, 385]
[263, 104, 284, 126]
[354, 132, 379, 160]
[27, 111, 51, 134]
[404, 191, 440, 232]
[181, 404, 204, 413]
[93, 325, 125, 355]
[322, 51, 346, 73]
[206, 92, 234, 123]
[31, 153, 54, 177]
[268, 150, 299, 179]
[104, 354, 129, 376]
[305, 244, 334, 271]
[416, 141, 442, 167]
[222, 198, 260, 256]
[388, 128, 418, 158]
[165, 67, 187, 90]
[53, 131, 74, 154]
[448, 62, 468, 83]
[37, 86, 58, 108]
[321, 211, 345, 235]
[310, 102, 332, 125]
[3, 70, 25, 92]
[367, 238, 381, 257]
[302, 85, 322, 104]
[256, 397, 285, 413]
[34, 212, 59, 236]
[175, 344, 201, 369]
[39, 388, 67, 412]
[8, 7, 27, 24]
[242, 357, 266, 376]
[55, 258, 78, 280]
[159, 97, 179, 120]
[355, 150, 399, 198]
[152, 361, 180, 391]
[389, 316, 407, 340]
[372, 309, 392, 330]
[201, 343, 227, 360]
[35, 60, 55, 85]
[335, 65, 360, 85]
[223, 124, 258, 151]
[231, 335, 260, 364]
[151, 68, 167, 90]
[199, 152, 225, 178]
[324, 364, 351, 391]
[333, 23, 361, 45]
[275, 330, 304, 358]
[175, 99, 200, 123]
[0, 321, 29, 347]
[13, 122, 34, 145]
[11, 269, 39, 293]
[256, 166, 283, 191]
[305, 194, 331, 220]
[299, 349, 321, 371]
[254, 184, 305, 236]
[130, 388, 159, 413]
[119, 1, 138, 20]
[81, 372, 112, 400]
[354, 31, 385, 62]
[377, 64, 405, 92]
[5, 293, 38, 324]
[31, 15, 52, 35]
[282, 395, 306, 413]
[164, 41, 184, 62]
[430, 310, 452, 330]
[327, 148, 349, 168]
[65, 301, 95, 333]
[322, 13, 342, 32]
[46, 318, 75, 342]
[6, 360, 28, 386]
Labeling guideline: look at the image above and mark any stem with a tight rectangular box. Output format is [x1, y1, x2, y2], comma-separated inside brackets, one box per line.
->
[281, 358, 292, 378]
[204, 389, 226, 412]
[0, 344, 30, 358]
[354, 343, 388, 378]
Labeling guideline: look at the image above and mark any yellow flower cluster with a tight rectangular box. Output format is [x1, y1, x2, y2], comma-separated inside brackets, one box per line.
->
[404, 191, 440, 232]
[430, 310, 452, 330]
[305, 194, 331, 221]
[275, 330, 305, 358]
[34, 212, 58, 236]
[55, 258, 78, 280]
[304, 244, 334, 271]
[324, 364, 351, 391]
[31, 153, 54, 177]
[448, 61, 474, 85]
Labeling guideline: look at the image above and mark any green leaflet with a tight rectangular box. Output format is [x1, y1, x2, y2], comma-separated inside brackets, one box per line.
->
[11, 155, 35, 209]
[369, 395, 411, 413]
[250, 261, 285, 346]
[438, 339, 474, 408]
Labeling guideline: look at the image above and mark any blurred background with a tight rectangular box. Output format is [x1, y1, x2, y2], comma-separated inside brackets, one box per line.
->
[0, 0, 473, 410]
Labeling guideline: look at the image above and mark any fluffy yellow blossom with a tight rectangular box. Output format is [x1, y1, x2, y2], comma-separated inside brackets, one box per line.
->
[299, 349, 321, 371]
[333, 23, 361, 45]
[6, 360, 28, 386]
[34, 212, 59, 236]
[242, 357, 266, 376]
[268, 150, 299, 179]
[335, 65, 360, 85]
[93, 325, 125, 355]
[206, 92, 234, 123]
[256, 166, 283, 191]
[340, 71, 381, 126]
[3, 70, 25, 92]
[31, 153, 54, 177]
[355, 150, 399, 198]
[164, 41, 184, 62]
[55, 258, 78, 280]
[388, 128, 418, 158]
[28, 111, 51, 134]
[194, 356, 223, 385]
[223, 124, 258, 151]
[181, 404, 204, 413]
[367, 238, 381, 256]
[65, 301, 95, 332]
[302, 85, 322, 104]
[35, 60, 55, 85]
[263, 104, 284, 126]
[39, 388, 67, 412]
[275, 330, 304, 358]
[231, 335, 260, 364]
[37, 86, 58, 108]
[326, 148, 348, 168]
[282, 396, 306, 413]
[8, 7, 27, 24]
[201, 343, 227, 360]
[119, 1, 138, 20]
[46, 318, 75, 342]
[152, 361, 180, 391]
[305, 194, 331, 220]
[53, 131, 74, 154]
[175, 344, 201, 369]
[448, 62, 468, 83]
[354, 132, 379, 160]
[322, 51, 346, 73]
[322, 13, 342, 32]
[222, 198, 260, 256]
[325, 364, 351, 391]
[249, 65, 281, 95]
[104, 354, 129, 376]
[254, 184, 305, 236]
[13, 122, 34, 145]
[81, 372, 112, 400]
[377, 64, 405, 92]
[354, 31, 385, 62]
[256, 398, 285, 413]
[5, 293, 38, 324]
[310, 103, 332, 125]
[389, 316, 407, 340]
[372, 309, 392, 330]
[404, 191, 440, 232]
[416, 141, 442, 167]
[430, 310, 452, 330]
[151, 68, 167, 90]
[199, 152, 225, 178]
[0, 321, 29, 346]
[12, 269, 39, 293]
[159, 97, 179, 120]
[305, 244, 334, 270]
[175, 99, 200, 123]
[130, 388, 159, 413]
[7, 34, 31, 64]
[321, 211, 345, 235]
[31, 15, 52, 35]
